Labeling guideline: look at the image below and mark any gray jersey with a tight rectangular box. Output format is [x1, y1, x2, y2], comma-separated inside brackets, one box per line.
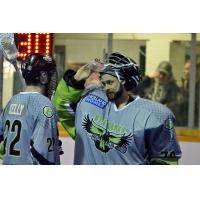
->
[0, 92, 60, 165]
[74, 88, 181, 164]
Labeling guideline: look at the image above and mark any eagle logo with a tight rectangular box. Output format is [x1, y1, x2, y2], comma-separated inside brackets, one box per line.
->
[82, 114, 133, 153]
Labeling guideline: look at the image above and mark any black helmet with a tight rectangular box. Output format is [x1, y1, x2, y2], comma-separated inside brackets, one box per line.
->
[101, 52, 142, 90]
[21, 53, 58, 98]
[21, 53, 56, 82]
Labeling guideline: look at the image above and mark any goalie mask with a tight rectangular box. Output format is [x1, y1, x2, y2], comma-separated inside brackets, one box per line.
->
[21, 53, 58, 99]
[100, 52, 142, 91]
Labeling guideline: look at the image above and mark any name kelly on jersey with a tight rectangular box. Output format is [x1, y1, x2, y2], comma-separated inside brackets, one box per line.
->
[8, 104, 25, 115]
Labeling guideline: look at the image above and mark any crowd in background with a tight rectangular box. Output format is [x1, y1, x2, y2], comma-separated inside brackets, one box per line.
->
[131, 60, 200, 127]
[64, 59, 200, 127]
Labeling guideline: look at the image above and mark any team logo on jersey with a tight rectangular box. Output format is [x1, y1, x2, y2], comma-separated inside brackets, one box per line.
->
[164, 117, 174, 130]
[43, 106, 53, 118]
[85, 94, 107, 109]
[82, 114, 133, 153]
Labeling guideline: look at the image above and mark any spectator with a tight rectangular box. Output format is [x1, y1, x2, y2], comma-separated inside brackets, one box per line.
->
[147, 61, 184, 125]
[179, 61, 200, 126]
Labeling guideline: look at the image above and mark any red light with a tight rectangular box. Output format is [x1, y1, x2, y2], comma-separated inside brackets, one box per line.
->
[16, 33, 52, 60]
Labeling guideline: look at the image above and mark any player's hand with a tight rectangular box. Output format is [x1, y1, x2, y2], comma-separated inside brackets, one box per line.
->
[74, 64, 91, 81]
[88, 58, 104, 72]
[74, 59, 103, 81]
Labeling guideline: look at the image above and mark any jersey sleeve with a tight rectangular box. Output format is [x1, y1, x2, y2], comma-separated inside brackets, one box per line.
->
[145, 113, 182, 164]
[52, 77, 84, 139]
[30, 105, 60, 165]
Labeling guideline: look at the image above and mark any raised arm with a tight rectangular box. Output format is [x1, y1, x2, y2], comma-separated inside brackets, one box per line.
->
[52, 65, 93, 139]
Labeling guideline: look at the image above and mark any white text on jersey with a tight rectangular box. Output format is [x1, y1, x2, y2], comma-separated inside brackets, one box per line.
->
[9, 104, 25, 115]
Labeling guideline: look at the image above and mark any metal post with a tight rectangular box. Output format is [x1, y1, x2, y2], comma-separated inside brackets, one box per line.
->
[102, 48, 107, 62]
[188, 33, 196, 128]
[0, 51, 3, 113]
[107, 33, 113, 57]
